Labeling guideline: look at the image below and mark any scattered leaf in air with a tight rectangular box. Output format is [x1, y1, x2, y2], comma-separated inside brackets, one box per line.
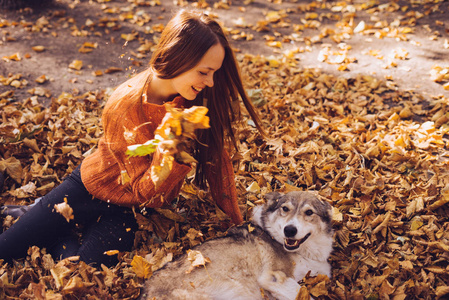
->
[54, 201, 74, 223]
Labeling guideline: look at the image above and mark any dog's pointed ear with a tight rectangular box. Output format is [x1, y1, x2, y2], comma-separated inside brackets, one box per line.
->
[264, 192, 283, 202]
[251, 192, 284, 227]
[264, 192, 285, 213]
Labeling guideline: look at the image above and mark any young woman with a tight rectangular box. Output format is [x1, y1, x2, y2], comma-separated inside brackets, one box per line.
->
[0, 9, 264, 267]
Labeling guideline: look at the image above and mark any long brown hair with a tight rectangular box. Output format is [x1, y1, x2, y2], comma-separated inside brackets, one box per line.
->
[149, 9, 264, 188]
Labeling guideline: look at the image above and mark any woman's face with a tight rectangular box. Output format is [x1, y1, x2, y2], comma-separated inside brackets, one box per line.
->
[170, 43, 225, 100]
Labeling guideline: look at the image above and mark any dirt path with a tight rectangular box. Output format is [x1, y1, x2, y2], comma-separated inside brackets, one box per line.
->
[1, 0, 448, 104]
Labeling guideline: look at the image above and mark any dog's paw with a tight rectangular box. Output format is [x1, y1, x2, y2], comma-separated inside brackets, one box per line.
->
[270, 271, 288, 284]
[258, 271, 301, 300]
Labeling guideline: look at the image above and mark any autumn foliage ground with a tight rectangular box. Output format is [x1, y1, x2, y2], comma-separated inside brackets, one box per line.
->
[1, 0, 449, 299]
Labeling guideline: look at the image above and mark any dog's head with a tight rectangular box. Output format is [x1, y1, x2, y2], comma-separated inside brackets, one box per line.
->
[252, 191, 333, 255]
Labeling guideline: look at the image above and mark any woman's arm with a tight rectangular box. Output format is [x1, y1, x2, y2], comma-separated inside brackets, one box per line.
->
[101, 89, 192, 207]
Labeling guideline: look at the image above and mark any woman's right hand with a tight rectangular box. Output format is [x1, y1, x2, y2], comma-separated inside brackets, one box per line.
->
[156, 138, 179, 157]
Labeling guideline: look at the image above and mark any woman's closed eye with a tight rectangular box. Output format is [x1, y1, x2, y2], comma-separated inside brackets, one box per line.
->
[199, 71, 208, 76]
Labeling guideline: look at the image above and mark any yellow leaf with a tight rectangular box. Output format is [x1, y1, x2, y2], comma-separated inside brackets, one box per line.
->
[246, 181, 261, 193]
[296, 286, 310, 300]
[410, 217, 423, 231]
[309, 280, 328, 297]
[120, 170, 131, 185]
[68, 60, 83, 70]
[265, 11, 281, 23]
[266, 41, 282, 48]
[183, 106, 210, 129]
[32, 46, 45, 52]
[436, 286, 449, 298]
[401, 27, 413, 34]
[268, 57, 280, 68]
[35, 75, 48, 84]
[104, 67, 123, 74]
[131, 255, 152, 279]
[155, 107, 183, 138]
[337, 63, 349, 71]
[78, 46, 93, 53]
[150, 155, 173, 189]
[354, 21, 366, 33]
[104, 250, 120, 256]
[305, 12, 318, 20]
[121, 33, 137, 41]
[8, 53, 21, 61]
[186, 250, 210, 274]
[62, 276, 87, 294]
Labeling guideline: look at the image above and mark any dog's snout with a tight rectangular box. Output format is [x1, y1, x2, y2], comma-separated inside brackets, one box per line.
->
[284, 225, 297, 238]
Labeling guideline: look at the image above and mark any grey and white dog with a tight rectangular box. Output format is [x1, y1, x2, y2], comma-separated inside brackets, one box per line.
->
[139, 191, 334, 300]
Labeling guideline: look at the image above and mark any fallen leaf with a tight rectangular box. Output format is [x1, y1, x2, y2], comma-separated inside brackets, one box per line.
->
[32, 46, 45, 52]
[68, 60, 83, 70]
[131, 255, 152, 279]
[186, 250, 210, 274]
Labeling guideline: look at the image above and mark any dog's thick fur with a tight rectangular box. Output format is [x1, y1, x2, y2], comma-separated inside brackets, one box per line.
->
[139, 191, 333, 300]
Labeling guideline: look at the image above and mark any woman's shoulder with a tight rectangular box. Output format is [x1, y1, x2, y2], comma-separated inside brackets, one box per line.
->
[103, 69, 150, 113]
[112, 70, 150, 99]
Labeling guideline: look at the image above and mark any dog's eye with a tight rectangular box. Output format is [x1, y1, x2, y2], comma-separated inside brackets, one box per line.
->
[281, 206, 289, 212]
[305, 209, 313, 216]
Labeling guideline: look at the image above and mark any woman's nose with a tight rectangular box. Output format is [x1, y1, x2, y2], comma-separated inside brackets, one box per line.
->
[204, 74, 214, 87]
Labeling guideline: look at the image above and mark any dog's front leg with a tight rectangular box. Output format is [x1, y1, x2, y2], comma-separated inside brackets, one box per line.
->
[258, 270, 304, 300]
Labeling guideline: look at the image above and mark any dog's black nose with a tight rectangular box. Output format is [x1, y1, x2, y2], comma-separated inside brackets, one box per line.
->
[284, 225, 297, 238]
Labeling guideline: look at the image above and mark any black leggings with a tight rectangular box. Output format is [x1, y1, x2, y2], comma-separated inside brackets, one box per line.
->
[0, 164, 138, 267]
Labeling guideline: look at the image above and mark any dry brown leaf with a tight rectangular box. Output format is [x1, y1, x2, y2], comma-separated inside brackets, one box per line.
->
[54, 201, 74, 223]
[296, 286, 310, 300]
[104, 67, 123, 74]
[186, 249, 210, 274]
[0, 157, 23, 184]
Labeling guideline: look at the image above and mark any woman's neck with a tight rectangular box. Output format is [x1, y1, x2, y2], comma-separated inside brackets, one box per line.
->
[145, 73, 178, 105]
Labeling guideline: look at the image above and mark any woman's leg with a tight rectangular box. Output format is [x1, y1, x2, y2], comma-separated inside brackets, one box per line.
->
[77, 209, 138, 267]
[0, 166, 87, 262]
[0, 164, 138, 266]
[47, 233, 81, 261]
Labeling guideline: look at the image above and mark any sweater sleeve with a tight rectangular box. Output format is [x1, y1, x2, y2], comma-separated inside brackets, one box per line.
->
[101, 93, 192, 207]
[205, 150, 243, 224]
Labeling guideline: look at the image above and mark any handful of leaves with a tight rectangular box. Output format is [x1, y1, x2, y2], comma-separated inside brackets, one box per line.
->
[126, 105, 210, 188]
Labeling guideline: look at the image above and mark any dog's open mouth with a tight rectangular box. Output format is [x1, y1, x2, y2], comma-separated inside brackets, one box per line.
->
[284, 233, 311, 251]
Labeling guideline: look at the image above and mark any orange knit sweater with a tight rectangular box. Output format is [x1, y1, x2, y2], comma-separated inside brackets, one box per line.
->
[80, 70, 243, 224]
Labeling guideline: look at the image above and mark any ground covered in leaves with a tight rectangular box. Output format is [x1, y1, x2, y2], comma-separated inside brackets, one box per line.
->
[1, 0, 449, 300]
[2, 54, 449, 300]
